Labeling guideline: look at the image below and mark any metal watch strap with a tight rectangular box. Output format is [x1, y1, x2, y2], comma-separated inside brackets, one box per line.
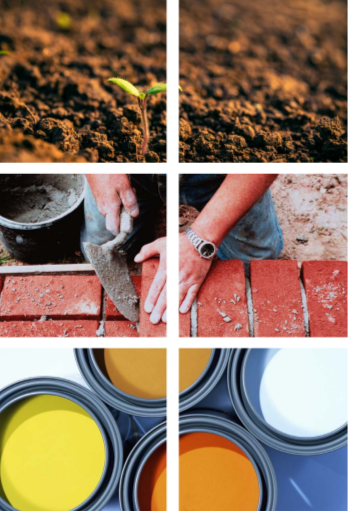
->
[185, 227, 205, 250]
[184, 227, 217, 258]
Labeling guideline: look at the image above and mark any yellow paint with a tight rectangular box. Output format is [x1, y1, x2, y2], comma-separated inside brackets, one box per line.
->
[179, 349, 212, 393]
[179, 433, 260, 511]
[0, 395, 105, 511]
[104, 349, 166, 399]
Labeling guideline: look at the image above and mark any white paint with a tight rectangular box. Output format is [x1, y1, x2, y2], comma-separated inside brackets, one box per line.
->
[260, 349, 347, 438]
[0, 349, 87, 390]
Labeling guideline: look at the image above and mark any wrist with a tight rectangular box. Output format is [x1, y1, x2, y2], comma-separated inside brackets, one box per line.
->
[189, 221, 222, 247]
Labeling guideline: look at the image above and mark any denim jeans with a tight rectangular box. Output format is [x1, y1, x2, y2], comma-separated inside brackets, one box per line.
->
[81, 174, 283, 272]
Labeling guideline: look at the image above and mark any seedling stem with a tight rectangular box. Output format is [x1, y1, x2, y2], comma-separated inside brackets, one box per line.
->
[138, 96, 149, 156]
[107, 78, 182, 158]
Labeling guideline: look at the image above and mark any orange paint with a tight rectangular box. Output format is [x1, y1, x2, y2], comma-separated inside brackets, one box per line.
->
[137, 433, 259, 511]
[138, 444, 166, 511]
[179, 433, 259, 511]
[179, 349, 212, 393]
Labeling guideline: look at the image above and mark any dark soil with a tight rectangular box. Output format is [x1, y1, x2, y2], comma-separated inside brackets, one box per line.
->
[180, 0, 347, 162]
[0, 0, 166, 162]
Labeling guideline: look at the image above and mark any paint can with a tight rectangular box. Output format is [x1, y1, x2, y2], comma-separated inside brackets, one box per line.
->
[228, 349, 348, 455]
[75, 349, 166, 418]
[119, 421, 166, 511]
[0, 174, 86, 263]
[0, 377, 123, 511]
[178, 412, 277, 511]
[179, 349, 230, 412]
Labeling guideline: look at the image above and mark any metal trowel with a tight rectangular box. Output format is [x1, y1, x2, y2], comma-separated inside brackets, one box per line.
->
[83, 208, 140, 323]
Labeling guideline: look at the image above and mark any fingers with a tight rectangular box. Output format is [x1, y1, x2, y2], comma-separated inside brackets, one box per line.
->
[119, 185, 139, 217]
[161, 309, 167, 323]
[179, 284, 200, 314]
[134, 240, 160, 263]
[104, 200, 121, 236]
[150, 284, 167, 324]
[144, 263, 166, 314]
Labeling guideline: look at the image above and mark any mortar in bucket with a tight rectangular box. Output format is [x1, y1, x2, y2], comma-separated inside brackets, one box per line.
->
[0, 174, 86, 263]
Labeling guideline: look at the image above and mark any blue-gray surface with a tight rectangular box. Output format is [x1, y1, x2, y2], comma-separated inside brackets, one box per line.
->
[192, 367, 348, 511]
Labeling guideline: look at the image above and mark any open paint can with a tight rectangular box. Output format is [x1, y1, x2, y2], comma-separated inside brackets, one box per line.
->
[119, 421, 166, 511]
[0, 377, 123, 511]
[178, 412, 277, 511]
[179, 349, 230, 412]
[75, 349, 166, 418]
[229, 349, 348, 455]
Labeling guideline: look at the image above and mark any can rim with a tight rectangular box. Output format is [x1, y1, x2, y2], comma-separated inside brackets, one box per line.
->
[179, 349, 229, 413]
[75, 349, 167, 418]
[179, 348, 216, 396]
[0, 376, 124, 511]
[241, 348, 347, 442]
[88, 348, 166, 405]
[119, 421, 166, 511]
[228, 349, 348, 455]
[180, 412, 278, 511]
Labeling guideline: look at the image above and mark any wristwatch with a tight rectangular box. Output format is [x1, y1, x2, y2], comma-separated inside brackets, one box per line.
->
[185, 227, 217, 259]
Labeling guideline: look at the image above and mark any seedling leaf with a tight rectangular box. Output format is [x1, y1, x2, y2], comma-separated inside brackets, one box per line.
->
[56, 12, 72, 30]
[146, 83, 167, 96]
[107, 78, 140, 98]
[0, 51, 10, 56]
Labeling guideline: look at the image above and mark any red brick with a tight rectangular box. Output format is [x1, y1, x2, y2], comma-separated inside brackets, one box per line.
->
[139, 259, 166, 337]
[0, 278, 3, 294]
[105, 321, 139, 337]
[197, 260, 249, 337]
[0, 320, 99, 337]
[0, 275, 102, 320]
[250, 260, 305, 337]
[302, 261, 347, 337]
[180, 311, 191, 337]
[105, 276, 142, 320]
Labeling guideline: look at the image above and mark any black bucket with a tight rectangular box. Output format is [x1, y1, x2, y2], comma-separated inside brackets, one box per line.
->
[0, 377, 123, 511]
[0, 175, 86, 263]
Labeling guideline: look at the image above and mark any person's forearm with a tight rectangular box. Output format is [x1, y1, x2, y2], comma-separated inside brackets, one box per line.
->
[191, 174, 278, 246]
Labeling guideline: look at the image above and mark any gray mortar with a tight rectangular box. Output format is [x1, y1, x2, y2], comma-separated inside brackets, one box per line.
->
[0, 175, 84, 224]
[84, 208, 140, 323]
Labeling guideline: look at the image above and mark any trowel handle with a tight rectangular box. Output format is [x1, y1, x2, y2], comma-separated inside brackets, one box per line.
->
[102, 208, 133, 252]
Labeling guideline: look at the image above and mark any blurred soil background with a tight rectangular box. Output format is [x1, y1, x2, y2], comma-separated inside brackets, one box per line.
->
[179, 175, 347, 261]
[0, 0, 166, 162]
[180, 0, 347, 162]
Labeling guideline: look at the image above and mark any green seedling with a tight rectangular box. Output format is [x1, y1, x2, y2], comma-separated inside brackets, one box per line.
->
[107, 78, 182, 157]
[56, 12, 72, 30]
[0, 51, 10, 56]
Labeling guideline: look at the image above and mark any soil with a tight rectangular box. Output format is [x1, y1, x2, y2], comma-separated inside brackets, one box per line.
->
[0, 0, 166, 163]
[0, 175, 84, 223]
[180, 0, 347, 162]
[179, 174, 347, 261]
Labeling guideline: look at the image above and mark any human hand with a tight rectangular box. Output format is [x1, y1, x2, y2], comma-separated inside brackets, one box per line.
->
[134, 237, 167, 324]
[86, 174, 139, 236]
[179, 232, 213, 314]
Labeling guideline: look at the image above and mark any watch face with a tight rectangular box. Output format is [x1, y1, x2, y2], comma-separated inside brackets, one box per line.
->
[199, 242, 215, 258]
